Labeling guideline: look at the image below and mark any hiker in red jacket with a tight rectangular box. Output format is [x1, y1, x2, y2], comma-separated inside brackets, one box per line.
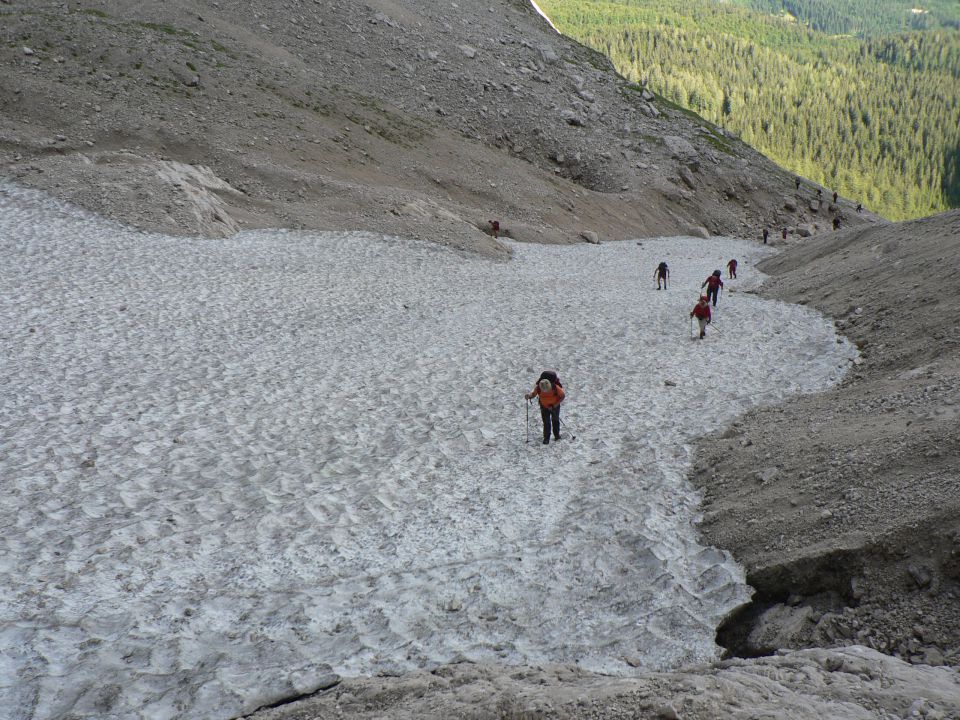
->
[525, 370, 566, 445]
[726, 258, 738, 279]
[690, 296, 712, 339]
[701, 270, 723, 307]
[488, 219, 500, 238]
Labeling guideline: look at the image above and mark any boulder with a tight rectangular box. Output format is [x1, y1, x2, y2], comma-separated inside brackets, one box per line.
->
[797, 223, 815, 237]
[580, 230, 600, 244]
[686, 225, 710, 239]
[663, 135, 698, 162]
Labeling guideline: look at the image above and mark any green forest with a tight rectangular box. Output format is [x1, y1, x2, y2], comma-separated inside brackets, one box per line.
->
[538, 0, 960, 220]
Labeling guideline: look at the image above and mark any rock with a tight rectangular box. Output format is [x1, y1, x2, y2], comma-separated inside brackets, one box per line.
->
[685, 225, 710, 239]
[458, 45, 476, 59]
[446, 598, 463, 612]
[641, 88, 655, 102]
[797, 223, 815, 237]
[23, 47, 34, 56]
[576, 89, 595, 102]
[657, 703, 681, 720]
[924, 646, 945, 666]
[809, 200, 821, 212]
[561, 109, 585, 127]
[907, 563, 932, 589]
[679, 167, 696, 189]
[664, 135, 698, 161]
[747, 604, 814, 654]
[539, 45, 559, 65]
[757, 467, 779, 484]
[580, 230, 600, 244]
[664, 379, 677, 387]
[80, 458, 96, 469]
[185, 75, 200, 87]
[783, 199, 797, 211]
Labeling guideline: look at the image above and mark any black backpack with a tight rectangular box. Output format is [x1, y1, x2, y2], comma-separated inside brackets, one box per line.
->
[538, 370, 563, 389]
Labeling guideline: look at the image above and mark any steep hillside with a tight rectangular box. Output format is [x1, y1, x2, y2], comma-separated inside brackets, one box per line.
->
[0, 0, 870, 249]
[694, 210, 960, 666]
[538, 0, 960, 220]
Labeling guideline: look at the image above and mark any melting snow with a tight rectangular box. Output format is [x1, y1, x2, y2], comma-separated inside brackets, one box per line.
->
[0, 182, 856, 719]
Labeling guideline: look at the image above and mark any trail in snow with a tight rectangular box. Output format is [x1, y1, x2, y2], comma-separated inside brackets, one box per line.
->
[0, 183, 856, 720]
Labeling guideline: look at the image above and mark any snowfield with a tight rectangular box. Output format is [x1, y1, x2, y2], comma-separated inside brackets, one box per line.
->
[0, 183, 856, 720]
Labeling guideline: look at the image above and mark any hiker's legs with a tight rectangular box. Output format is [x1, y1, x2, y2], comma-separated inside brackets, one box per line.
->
[708, 287, 718, 306]
[540, 405, 551, 443]
[698, 317, 708, 338]
[549, 406, 561, 439]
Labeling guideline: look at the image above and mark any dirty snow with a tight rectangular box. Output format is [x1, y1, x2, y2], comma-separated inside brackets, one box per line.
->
[0, 183, 856, 719]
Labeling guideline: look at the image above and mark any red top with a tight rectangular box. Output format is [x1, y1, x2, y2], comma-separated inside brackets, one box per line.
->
[531, 383, 565, 409]
[705, 275, 723, 289]
[727, 259, 737, 269]
[692, 303, 711, 320]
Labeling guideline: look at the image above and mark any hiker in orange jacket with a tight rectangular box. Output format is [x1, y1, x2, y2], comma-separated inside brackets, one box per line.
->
[525, 370, 566, 445]
[690, 296, 712, 339]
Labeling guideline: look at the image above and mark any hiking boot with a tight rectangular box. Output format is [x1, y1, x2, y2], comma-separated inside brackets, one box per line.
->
[542, 438, 549, 445]
[554, 435, 562, 441]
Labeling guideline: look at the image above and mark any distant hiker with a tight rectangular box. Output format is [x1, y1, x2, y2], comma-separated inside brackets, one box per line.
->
[488, 219, 500, 238]
[727, 258, 738, 279]
[816, 188, 823, 201]
[702, 270, 723, 307]
[782, 227, 788, 241]
[857, 203, 863, 213]
[833, 216, 841, 230]
[525, 370, 566, 445]
[795, 176, 801, 190]
[833, 191, 838, 204]
[763, 227, 769, 245]
[690, 296, 712, 339]
[655, 261, 670, 290]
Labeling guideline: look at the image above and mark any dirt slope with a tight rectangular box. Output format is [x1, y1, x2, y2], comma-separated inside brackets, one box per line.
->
[1, 0, 873, 251]
[694, 210, 960, 667]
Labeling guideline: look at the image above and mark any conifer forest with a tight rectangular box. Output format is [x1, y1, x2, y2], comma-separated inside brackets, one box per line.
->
[539, 0, 960, 220]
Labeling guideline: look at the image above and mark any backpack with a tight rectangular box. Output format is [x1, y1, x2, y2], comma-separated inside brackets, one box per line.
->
[538, 370, 563, 389]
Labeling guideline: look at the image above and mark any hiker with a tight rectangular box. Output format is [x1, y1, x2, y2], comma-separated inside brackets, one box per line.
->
[833, 215, 841, 230]
[654, 261, 670, 290]
[833, 191, 838, 204]
[782, 227, 788, 241]
[525, 370, 565, 445]
[727, 258, 738, 279]
[816, 188, 823, 201]
[795, 176, 801, 190]
[857, 203, 863, 213]
[690, 296, 712, 339]
[763, 227, 769, 244]
[701, 269, 723, 307]
[488, 219, 500, 238]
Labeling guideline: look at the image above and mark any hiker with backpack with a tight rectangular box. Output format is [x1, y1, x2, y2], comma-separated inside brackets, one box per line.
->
[726, 258, 738, 279]
[690, 296, 712, 339]
[525, 370, 565, 445]
[654, 261, 670, 290]
[701, 270, 723, 307]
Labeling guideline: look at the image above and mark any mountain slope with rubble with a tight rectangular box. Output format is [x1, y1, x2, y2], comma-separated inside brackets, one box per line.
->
[3, 1, 958, 719]
[0, 0, 872, 250]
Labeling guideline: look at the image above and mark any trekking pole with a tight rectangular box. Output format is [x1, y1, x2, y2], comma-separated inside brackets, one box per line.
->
[559, 416, 577, 441]
[525, 399, 530, 444]
[710, 322, 723, 335]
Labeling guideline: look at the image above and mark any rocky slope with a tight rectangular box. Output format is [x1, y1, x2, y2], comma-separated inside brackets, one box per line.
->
[1, 0, 872, 252]
[695, 210, 960, 669]
[3, 1, 958, 719]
